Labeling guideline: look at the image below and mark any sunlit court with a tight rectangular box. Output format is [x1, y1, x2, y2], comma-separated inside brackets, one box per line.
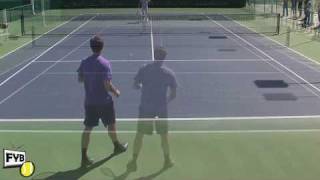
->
[1, 0, 320, 179]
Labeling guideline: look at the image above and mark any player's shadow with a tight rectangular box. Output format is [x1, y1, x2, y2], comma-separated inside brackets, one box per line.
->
[32, 153, 115, 180]
[111, 166, 173, 180]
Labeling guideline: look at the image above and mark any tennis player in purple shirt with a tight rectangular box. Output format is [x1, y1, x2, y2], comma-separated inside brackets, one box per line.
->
[127, 47, 177, 171]
[77, 36, 128, 167]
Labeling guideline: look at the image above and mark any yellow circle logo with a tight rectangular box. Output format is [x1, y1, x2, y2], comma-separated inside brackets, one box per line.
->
[20, 161, 35, 177]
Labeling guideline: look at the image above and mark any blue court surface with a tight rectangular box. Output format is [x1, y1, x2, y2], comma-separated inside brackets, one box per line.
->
[1, 13, 320, 121]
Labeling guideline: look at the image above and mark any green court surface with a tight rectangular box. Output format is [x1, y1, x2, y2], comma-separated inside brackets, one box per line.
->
[1, 118, 320, 180]
[2, 5, 320, 180]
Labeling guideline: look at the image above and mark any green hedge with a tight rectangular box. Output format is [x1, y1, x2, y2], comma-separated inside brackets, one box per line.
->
[49, 0, 246, 9]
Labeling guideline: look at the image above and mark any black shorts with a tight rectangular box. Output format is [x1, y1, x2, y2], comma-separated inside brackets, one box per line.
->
[137, 105, 168, 135]
[84, 102, 115, 127]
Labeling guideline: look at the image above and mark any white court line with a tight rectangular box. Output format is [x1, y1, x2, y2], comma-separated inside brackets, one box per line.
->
[0, 16, 97, 105]
[44, 71, 281, 75]
[0, 39, 91, 105]
[274, 48, 320, 74]
[0, 16, 78, 61]
[0, 54, 40, 77]
[32, 59, 273, 63]
[204, 15, 320, 98]
[1, 115, 320, 122]
[0, 129, 320, 134]
[235, 17, 320, 68]
[150, 20, 155, 61]
[206, 15, 320, 98]
[0, 16, 96, 88]
[234, 20, 320, 75]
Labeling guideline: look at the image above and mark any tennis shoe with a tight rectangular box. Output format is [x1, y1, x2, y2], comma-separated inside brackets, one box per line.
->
[81, 157, 94, 168]
[163, 159, 174, 169]
[127, 160, 137, 172]
[113, 142, 128, 155]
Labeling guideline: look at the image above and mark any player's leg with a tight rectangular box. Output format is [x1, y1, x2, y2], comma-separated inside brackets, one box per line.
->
[156, 107, 173, 169]
[81, 105, 99, 167]
[141, 7, 145, 21]
[133, 132, 144, 158]
[127, 105, 153, 171]
[108, 123, 128, 154]
[101, 102, 128, 155]
[160, 133, 174, 169]
[142, 6, 148, 22]
[127, 132, 144, 172]
[81, 126, 94, 167]
[145, 5, 149, 21]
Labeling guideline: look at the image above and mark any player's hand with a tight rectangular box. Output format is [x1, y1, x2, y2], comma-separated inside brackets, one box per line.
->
[114, 89, 121, 97]
[133, 83, 142, 90]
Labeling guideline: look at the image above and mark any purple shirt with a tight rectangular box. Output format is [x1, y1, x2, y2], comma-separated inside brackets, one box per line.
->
[77, 54, 113, 105]
[135, 63, 177, 108]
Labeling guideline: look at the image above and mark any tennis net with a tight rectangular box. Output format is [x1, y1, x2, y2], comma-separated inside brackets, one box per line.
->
[0, 9, 8, 38]
[24, 13, 280, 38]
[3, 4, 33, 37]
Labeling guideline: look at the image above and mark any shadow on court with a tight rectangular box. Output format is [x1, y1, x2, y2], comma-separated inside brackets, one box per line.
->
[32, 153, 115, 180]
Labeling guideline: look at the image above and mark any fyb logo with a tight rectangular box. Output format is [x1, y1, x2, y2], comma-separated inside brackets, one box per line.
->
[3, 149, 35, 177]
[3, 149, 26, 168]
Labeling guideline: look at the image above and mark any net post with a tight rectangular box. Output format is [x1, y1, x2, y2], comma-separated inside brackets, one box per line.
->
[41, 0, 46, 26]
[31, 0, 35, 15]
[3, 8, 9, 36]
[21, 14, 25, 36]
[286, 26, 291, 47]
[276, 13, 280, 35]
[311, 11, 314, 27]
[31, 25, 35, 47]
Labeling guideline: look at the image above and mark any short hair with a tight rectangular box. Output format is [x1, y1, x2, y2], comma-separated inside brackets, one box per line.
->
[90, 35, 104, 53]
[154, 47, 167, 61]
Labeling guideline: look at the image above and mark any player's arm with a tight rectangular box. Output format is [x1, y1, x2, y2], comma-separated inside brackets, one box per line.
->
[167, 73, 177, 102]
[168, 87, 177, 102]
[77, 63, 84, 84]
[133, 79, 142, 90]
[133, 67, 143, 90]
[78, 72, 84, 83]
[104, 80, 120, 97]
[102, 64, 120, 97]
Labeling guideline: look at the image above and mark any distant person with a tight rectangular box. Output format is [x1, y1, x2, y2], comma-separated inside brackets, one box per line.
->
[140, 0, 151, 21]
[318, 2, 320, 27]
[127, 47, 177, 172]
[77, 36, 128, 168]
[298, 0, 303, 18]
[314, 2, 320, 29]
[303, 0, 312, 27]
[291, 0, 298, 18]
[300, 0, 308, 24]
[283, 0, 289, 17]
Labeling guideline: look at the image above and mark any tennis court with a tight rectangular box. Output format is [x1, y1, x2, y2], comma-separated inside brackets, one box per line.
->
[1, 7, 320, 180]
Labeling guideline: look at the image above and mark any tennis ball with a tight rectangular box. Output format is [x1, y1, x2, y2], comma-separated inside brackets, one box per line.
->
[20, 161, 35, 177]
